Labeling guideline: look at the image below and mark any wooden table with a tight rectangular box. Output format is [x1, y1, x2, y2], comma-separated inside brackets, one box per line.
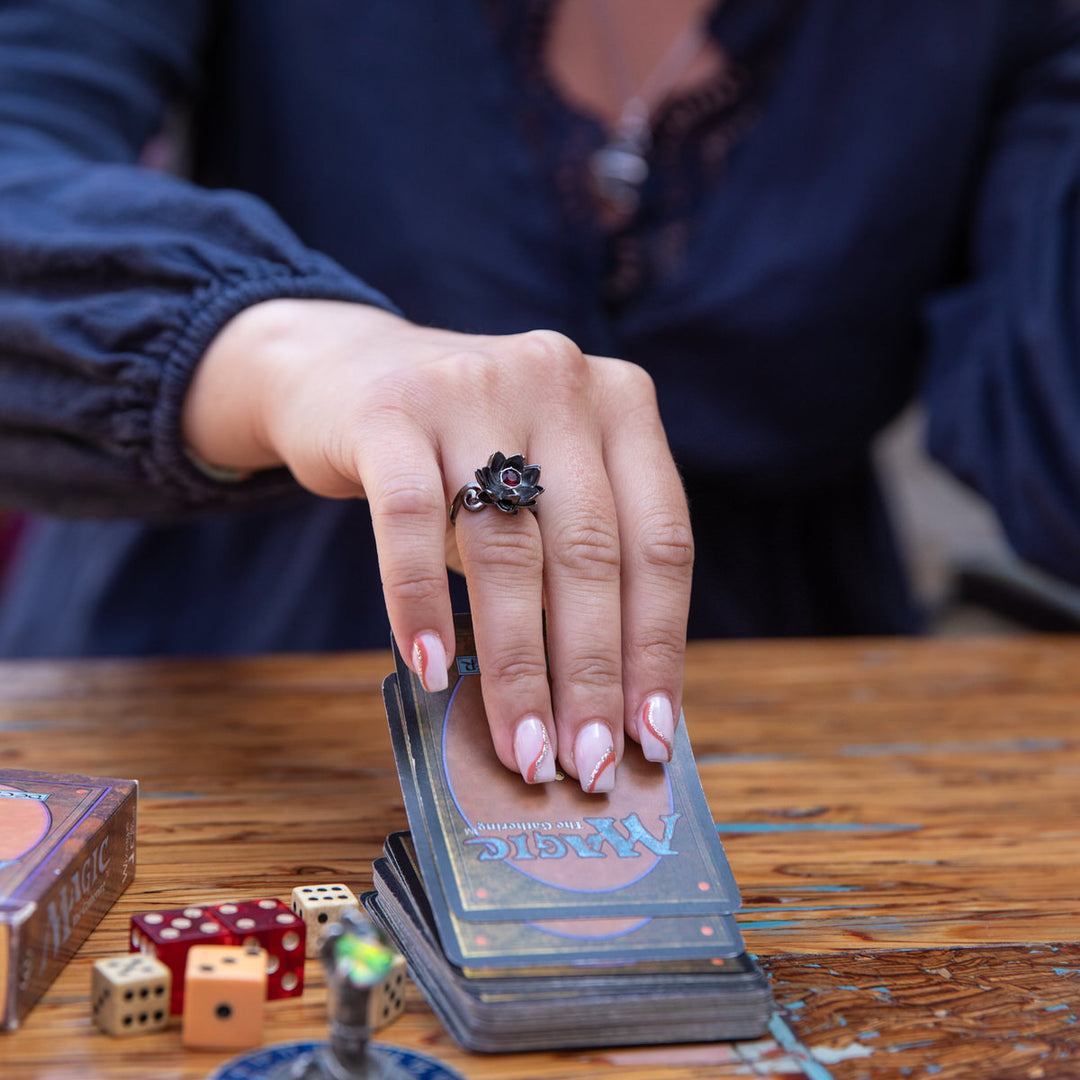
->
[2, 637, 1079, 1079]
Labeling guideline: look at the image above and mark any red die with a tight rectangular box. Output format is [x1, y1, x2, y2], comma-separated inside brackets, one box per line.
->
[130, 905, 234, 1014]
[211, 899, 305, 999]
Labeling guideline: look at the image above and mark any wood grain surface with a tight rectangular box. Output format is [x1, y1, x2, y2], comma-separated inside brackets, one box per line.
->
[2, 636, 1079, 1079]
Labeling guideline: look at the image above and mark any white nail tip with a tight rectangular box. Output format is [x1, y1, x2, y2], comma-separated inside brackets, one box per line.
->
[413, 631, 448, 693]
[640, 694, 674, 762]
[575, 721, 616, 794]
[514, 716, 555, 784]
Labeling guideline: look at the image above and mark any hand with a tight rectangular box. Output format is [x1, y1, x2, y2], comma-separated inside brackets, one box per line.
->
[183, 300, 693, 792]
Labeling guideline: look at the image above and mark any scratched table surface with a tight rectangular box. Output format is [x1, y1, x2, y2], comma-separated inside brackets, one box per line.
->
[2, 637, 1079, 1080]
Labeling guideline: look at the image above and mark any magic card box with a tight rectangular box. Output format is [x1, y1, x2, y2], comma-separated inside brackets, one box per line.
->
[0, 769, 136, 1030]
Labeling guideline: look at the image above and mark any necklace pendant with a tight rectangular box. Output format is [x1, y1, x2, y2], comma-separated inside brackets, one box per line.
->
[589, 136, 650, 219]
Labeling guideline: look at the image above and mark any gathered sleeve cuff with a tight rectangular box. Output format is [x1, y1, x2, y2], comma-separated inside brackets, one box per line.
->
[0, 0, 397, 519]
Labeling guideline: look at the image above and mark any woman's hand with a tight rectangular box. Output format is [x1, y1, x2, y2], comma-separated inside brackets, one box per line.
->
[182, 299, 693, 792]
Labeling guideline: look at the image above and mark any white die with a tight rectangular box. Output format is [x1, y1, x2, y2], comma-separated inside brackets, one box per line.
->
[367, 953, 408, 1031]
[290, 883, 360, 956]
[91, 954, 171, 1036]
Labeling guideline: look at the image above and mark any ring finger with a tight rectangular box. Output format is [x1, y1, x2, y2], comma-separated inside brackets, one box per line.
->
[451, 449, 557, 785]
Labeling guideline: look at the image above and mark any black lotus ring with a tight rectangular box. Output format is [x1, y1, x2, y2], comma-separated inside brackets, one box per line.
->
[449, 451, 544, 526]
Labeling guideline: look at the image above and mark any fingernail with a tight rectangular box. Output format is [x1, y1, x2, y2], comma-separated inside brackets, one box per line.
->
[513, 716, 555, 784]
[639, 693, 674, 762]
[574, 721, 616, 794]
[412, 631, 448, 692]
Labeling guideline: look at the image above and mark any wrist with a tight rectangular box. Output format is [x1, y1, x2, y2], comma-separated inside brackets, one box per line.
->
[182, 297, 411, 482]
[181, 299, 288, 474]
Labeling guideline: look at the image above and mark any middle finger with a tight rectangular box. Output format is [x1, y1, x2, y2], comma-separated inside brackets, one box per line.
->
[451, 449, 557, 786]
[533, 430, 625, 794]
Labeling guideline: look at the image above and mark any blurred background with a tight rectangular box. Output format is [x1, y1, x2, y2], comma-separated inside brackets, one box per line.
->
[876, 405, 1080, 636]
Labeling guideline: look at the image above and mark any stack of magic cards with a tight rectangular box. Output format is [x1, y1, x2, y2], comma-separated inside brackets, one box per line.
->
[364, 616, 773, 1053]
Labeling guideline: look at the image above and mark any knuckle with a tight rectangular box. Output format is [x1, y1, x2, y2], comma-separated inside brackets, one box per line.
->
[363, 369, 429, 418]
[517, 328, 580, 365]
[561, 652, 622, 692]
[616, 360, 658, 403]
[602, 361, 662, 427]
[483, 652, 550, 688]
[374, 349, 503, 409]
[463, 525, 543, 576]
[627, 632, 685, 672]
[371, 474, 445, 522]
[379, 566, 446, 607]
[516, 330, 589, 391]
[636, 514, 695, 575]
[439, 348, 501, 387]
[548, 518, 621, 579]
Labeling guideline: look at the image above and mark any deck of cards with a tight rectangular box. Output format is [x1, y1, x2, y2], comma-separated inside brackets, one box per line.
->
[364, 616, 773, 1052]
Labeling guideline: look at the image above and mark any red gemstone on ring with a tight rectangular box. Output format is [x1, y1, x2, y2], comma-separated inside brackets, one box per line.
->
[501, 468, 521, 487]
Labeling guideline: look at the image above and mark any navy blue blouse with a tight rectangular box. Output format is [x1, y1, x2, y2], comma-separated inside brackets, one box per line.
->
[0, 1, 1078, 655]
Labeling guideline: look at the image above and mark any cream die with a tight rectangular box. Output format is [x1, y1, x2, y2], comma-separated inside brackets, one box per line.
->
[290, 883, 360, 957]
[91, 953, 171, 1036]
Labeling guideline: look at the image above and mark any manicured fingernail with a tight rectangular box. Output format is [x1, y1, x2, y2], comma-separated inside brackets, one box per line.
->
[513, 716, 555, 784]
[412, 631, 448, 693]
[574, 721, 616, 794]
[639, 693, 674, 762]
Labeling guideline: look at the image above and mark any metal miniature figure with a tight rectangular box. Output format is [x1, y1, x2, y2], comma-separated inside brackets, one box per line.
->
[208, 909, 462, 1080]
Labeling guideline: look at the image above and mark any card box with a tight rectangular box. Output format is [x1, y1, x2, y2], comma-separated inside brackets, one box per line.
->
[1, 769, 137, 1030]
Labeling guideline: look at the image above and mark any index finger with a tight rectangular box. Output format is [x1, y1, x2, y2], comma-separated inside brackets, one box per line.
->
[360, 425, 457, 695]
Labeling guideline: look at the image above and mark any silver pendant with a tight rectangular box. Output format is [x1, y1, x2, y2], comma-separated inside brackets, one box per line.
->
[589, 135, 650, 218]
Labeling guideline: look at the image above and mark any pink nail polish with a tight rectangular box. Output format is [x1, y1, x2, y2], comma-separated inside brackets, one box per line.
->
[412, 631, 448, 693]
[574, 721, 616, 794]
[513, 716, 555, 784]
[640, 694, 674, 762]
